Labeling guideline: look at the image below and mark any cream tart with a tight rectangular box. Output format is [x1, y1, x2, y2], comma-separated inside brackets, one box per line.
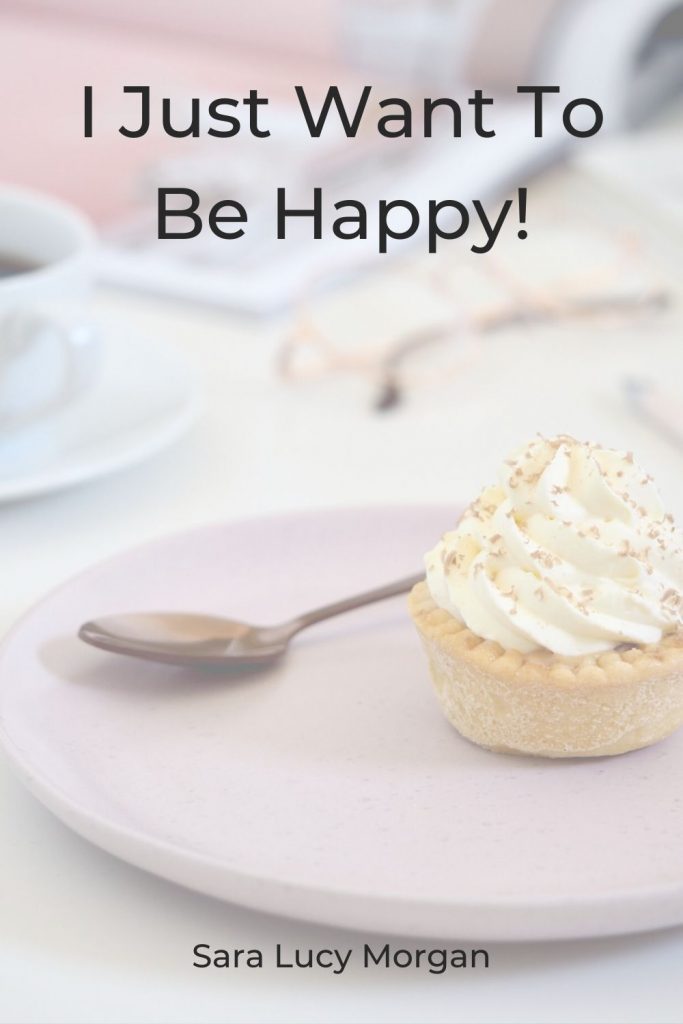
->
[409, 435, 683, 757]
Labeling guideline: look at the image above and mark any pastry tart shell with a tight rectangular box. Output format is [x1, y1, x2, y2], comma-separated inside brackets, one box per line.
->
[409, 581, 683, 758]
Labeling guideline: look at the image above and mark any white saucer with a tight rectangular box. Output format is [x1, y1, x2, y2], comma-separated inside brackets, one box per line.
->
[0, 332, 199, 502]
[2, 505, 683, 941]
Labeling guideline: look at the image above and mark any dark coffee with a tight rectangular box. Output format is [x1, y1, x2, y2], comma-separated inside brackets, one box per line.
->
[0, 254, 41, 279]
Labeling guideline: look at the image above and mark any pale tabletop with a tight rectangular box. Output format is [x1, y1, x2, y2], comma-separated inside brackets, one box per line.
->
[2, 166, 683, 1024]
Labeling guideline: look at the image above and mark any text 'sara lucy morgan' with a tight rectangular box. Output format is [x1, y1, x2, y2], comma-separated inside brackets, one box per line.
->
[193, 943, 491, 976]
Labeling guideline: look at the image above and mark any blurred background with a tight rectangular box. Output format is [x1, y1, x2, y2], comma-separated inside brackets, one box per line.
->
[0, 0, 681, 594]
[1, 0, 682, 607]
[3, 0, 683, 307]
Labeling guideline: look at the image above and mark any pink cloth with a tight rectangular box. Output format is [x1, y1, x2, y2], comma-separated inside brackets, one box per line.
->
[0, 5, 347, 222]
[6, 0, 338, 60]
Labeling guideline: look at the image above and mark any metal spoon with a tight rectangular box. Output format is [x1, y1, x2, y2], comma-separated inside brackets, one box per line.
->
[78, 572, 423, 668]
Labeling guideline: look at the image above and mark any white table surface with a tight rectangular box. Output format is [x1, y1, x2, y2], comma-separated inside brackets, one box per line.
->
[2, 167, 683, 1024]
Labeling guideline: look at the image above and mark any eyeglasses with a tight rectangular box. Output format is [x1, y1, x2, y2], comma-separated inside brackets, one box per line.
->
[278, 225, 671, 411]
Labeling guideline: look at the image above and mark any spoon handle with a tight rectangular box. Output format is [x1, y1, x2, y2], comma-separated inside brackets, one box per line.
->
[289, 572, 424, 635]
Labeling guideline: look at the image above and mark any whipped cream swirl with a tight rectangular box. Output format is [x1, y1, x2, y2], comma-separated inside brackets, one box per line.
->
[425, 436, 683, 656]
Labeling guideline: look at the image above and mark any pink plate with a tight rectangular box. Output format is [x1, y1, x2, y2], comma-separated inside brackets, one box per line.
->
[2, 505, 683, 941]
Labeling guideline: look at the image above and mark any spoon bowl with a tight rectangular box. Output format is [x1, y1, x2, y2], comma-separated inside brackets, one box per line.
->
[79, 614, 294, 667]
[79, 572, 423, 669]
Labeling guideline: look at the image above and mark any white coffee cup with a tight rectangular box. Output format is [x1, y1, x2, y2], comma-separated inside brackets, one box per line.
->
[0, 186, 99, 432]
